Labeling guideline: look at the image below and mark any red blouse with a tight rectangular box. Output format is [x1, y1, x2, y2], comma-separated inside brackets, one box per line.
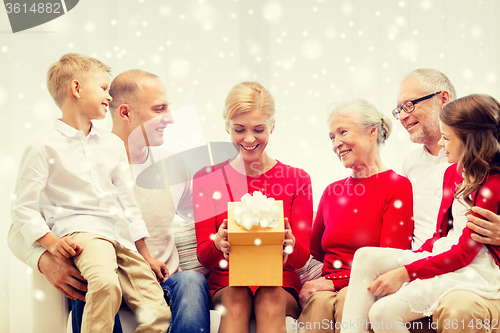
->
[193, 160, 313, 296]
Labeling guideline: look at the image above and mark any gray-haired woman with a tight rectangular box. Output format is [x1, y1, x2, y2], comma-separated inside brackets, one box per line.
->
[297, 99, 414, 333]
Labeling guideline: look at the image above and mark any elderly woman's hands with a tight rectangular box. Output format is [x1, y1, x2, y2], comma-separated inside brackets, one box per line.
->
[214, 219, 231, 259]
[282, 218, 295, 265]
[467, 207, 500, 246]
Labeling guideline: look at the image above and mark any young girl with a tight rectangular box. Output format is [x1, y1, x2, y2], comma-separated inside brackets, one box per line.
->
[341, 94, 500, 333]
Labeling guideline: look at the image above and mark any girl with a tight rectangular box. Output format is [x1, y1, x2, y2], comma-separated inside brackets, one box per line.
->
[341, 94, 500, 333]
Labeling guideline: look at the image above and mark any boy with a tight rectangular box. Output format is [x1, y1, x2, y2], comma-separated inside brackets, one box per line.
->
[11, 53, 170, 333]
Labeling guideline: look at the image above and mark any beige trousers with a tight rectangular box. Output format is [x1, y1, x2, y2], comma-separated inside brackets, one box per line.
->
[70, 232, 170, 333]
[410, 290, 500, 333]
[297, 287, 348, 333]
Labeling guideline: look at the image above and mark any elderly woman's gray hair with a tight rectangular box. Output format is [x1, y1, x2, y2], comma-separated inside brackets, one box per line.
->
[327, 99, 392, 145]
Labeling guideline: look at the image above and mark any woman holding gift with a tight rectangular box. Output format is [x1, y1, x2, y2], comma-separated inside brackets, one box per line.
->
[193, 81, 313, 333]
[296, 99, 414, 333]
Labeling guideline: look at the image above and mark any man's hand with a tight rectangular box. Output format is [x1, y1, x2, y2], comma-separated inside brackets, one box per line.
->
[299, 277, 335, 307]
[38, 251, 87, 301]
[467, 206, 500, 245]
[282, 218, 295, 265]
[368, 267, 409, 297]
[147, 257, 169, 284]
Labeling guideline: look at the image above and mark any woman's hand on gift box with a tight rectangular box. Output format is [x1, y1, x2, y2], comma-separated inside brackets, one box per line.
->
[214, 219, 231, 259]
[282, 218, 295, 265]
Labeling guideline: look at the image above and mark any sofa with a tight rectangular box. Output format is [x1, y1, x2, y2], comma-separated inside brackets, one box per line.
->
[31, 220, 323, 333]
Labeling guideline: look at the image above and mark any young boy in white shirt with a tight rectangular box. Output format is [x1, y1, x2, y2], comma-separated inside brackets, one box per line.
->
[11, 53, 170, 333]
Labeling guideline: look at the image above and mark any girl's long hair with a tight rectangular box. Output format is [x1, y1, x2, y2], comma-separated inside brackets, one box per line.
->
[439, 94, 500, 208]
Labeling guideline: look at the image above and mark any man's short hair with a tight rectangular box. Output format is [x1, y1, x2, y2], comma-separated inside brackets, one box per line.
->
[400, 68, 457, 101]
[46, 53, 111, 108]
[109, 69, 160, 116]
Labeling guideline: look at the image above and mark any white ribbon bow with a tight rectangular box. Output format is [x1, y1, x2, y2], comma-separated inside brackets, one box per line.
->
[233, 191, 281, 230]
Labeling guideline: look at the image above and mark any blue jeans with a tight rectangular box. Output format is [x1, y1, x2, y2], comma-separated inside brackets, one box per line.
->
[71, 270, 210, 333]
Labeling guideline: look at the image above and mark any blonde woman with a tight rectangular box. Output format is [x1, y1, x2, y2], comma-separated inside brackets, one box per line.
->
[193, 82, 313, 333]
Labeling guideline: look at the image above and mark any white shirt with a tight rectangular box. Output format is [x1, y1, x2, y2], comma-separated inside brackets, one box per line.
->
[131, 147, 194, 225]
[402, 146, 450, 250]
[130, 147, 194, 273]
[11, 119, 149, 252]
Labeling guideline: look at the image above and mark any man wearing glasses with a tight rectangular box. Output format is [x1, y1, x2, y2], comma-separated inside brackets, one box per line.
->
[395, 68, 500, 332]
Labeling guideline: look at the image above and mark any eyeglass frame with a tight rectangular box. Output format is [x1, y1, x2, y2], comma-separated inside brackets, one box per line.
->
[392, 91, 442, 120]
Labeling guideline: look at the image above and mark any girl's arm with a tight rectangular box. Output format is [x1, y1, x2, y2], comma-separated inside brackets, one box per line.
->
[404, 175, 500, 280]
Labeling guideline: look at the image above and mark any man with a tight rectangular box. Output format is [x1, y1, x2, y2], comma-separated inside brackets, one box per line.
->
[8, 69, 211, 333]
[396, 68, 500, 332]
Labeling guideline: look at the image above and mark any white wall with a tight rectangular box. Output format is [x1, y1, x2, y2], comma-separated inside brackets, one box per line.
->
[1, 0, 499, 332]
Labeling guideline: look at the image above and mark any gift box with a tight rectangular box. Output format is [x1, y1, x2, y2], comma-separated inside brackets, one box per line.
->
[227, 194, 284, 286]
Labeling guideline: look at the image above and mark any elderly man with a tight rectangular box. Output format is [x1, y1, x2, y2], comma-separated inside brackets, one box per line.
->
[8, 69, 211, 333]
[395, 68, 500, 333]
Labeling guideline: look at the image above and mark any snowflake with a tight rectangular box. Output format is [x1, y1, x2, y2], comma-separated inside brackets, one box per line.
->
[302, 40, 322, 60]
[262, 2, 283, 23]
[219, 259, 228, 268]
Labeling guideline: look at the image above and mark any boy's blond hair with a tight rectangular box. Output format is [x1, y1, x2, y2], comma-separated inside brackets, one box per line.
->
[47, 53, 111, 107]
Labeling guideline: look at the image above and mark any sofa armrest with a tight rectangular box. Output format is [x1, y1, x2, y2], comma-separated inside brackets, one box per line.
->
[32, 268, 70, 333]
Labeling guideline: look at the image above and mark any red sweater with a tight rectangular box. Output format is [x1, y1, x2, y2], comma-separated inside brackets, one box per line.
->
[193, 160, 313, 296]
[311, 170, 414, 291]
[406, 164, 500, 280]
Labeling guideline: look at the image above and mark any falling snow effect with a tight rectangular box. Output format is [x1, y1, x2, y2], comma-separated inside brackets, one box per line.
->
[4, 3, 500, 328]
[263, 2, 283, 23]
[219, 259, 228, 268]
[33, 289, 46, 302]
[479, 187, 493, 199]
[215, 304, 227, 316]
[137, 307, 156, 324]
[169, 59, 191, 79]
[302, 40, 322, 60]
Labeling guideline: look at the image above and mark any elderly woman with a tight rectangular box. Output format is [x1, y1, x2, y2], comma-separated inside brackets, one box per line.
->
[297, 99, 414, 333]
[193, 81, 313, 333]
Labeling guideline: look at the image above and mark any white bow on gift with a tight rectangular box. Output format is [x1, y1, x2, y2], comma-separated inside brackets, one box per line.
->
[233, 191, 281, 230]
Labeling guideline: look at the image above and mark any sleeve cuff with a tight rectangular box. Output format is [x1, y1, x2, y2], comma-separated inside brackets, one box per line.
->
[129, 220, 150, 241]
[21, 220, 51, 247]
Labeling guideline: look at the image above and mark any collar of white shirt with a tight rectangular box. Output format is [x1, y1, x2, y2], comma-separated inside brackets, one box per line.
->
[54, 118, 101, 138]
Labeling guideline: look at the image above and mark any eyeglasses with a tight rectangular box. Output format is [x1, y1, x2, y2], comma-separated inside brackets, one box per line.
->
[392, 91, 441, 120]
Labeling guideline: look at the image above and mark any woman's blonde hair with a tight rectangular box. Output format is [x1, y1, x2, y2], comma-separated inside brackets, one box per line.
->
[223, 82, 275, 129]
[327, 98, 392, 145]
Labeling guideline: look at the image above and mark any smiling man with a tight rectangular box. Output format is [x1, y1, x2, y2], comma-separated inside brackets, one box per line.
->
[396, 69, 455, 249]
[395, 68, 500, 333]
